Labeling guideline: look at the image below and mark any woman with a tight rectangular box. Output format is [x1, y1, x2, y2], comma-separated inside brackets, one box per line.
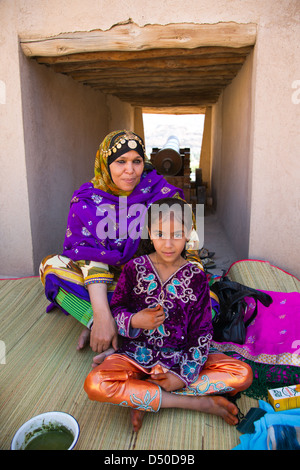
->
[40, 130, 200, 365]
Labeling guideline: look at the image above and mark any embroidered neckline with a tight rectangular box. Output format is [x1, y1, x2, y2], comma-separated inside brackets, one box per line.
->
[146, 255, 190, 286]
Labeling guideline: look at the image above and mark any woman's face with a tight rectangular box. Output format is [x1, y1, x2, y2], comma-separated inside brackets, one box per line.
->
[109, 150, 144, 191]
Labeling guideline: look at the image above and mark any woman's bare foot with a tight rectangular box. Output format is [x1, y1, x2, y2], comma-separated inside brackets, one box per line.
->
[92, 347, 115, 368]
[130, 409, 146, 432]
[76, 327, 90, 350]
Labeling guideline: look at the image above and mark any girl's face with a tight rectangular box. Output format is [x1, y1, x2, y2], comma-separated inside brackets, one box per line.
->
[149, 214, 190, 265]
[109, 150, 144, 192]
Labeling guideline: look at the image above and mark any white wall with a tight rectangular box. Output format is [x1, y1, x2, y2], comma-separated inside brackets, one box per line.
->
[248, 20, 300, 277]
[0, 2, 34, 276]
[20, 56, 109, 274]
[212, 52, 254, 259]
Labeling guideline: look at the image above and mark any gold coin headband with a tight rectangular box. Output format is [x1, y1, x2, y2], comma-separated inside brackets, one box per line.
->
[103, 132, 146, 163]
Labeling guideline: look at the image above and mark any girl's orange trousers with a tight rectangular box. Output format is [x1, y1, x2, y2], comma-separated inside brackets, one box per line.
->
[84, 353, 253, 412]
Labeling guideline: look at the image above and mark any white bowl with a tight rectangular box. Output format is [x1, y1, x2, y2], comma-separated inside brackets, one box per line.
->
[11, 411, 80, 450]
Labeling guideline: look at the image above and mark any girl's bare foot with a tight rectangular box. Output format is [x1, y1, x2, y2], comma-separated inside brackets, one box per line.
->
[92, 347, 115, 368]
[194, 395, 239, 425]
[130, 409, 146, 432]
[161, 392, 239, 426]
[76, 327, 90, 350]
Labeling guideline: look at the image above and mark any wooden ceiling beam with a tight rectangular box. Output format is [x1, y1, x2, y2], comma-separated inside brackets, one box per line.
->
[116, 95, 220, 106]
[49, 55, 246, 74]
[78, 78, 233, 88]
[65, 67, 240, 81]
[35, 46, 253, 65]
[20, 22, 257, 57]
[142, 106, 206, 114]
[111, 90, 221, 100]
[90, 86, 227, 95]
[65, 65, 242, 82]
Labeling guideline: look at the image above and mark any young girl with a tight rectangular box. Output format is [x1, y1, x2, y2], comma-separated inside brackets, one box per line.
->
[84, 198, 252, 431]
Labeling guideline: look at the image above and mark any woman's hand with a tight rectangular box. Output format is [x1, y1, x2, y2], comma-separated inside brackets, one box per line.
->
[131, 305, 165, 330]
[87, 283, 118, 353]
[90, 312, 118, 353]
[147, 372, 185, 392]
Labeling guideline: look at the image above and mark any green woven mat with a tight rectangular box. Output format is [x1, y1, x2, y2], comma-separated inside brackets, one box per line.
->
[0, 277, 256, 450]
[227, 259, 300, 292]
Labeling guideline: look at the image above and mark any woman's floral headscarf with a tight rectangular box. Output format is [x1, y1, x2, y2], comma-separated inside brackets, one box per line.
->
[91, 130, 148, 196]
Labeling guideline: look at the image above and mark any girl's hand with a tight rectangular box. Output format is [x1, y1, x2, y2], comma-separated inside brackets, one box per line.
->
[131, 305, 165, 330]
[147, 372, 185, 392]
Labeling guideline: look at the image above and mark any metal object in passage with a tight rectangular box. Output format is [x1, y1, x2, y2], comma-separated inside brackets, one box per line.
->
[151, 136, 183, 176]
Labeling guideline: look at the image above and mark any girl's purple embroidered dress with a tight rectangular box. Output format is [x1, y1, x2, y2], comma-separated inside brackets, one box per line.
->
[84, 256, 253, 411]
[111, 256, 213, 386]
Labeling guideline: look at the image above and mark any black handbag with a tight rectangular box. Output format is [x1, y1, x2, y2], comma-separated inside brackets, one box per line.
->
[211, 276, 273, 344]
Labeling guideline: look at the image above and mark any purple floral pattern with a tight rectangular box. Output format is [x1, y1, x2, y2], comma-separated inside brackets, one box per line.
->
[110, 255, 213, 386]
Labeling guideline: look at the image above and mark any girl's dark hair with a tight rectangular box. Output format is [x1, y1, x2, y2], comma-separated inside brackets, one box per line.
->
[147, 197, 193, 232]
